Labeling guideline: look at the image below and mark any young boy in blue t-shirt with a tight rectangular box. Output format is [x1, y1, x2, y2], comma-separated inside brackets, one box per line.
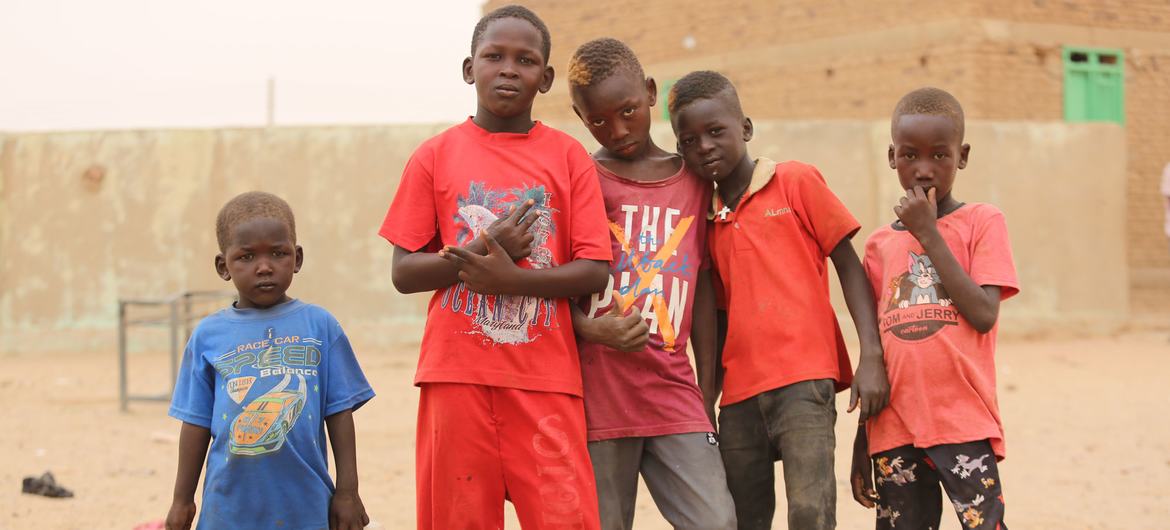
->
[166, 191, 375, 530]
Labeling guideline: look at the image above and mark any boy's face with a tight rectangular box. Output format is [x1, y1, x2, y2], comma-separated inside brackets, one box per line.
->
[463, 17, 554, 121]
[215, 217, 303, 310]
[571, 72, 656, 160]
[888, 114, 970, 202]
[672, 96, 753, 183]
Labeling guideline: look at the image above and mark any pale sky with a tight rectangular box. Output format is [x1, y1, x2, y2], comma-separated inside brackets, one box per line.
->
[0, 0, 484, 131]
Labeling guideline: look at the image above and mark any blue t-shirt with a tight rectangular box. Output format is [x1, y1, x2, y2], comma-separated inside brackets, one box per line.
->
[169, 299, 375, 530]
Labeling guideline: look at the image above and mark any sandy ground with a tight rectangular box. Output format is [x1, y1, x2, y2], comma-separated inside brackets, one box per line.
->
[2, 331, 1169, 530]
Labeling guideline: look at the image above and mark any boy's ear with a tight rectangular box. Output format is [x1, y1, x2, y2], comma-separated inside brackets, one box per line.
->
[294, 245, 304, 273]
[571, 103, 583, 121]
[538, 65, 555, 94]
[888, 145, 897, 169]
[645, 77, 658, 107]
[462, 56, 474, 85]
[742, 117, 754, 142]
[215, 254, 230, 281]
[958, 143, 971, 169]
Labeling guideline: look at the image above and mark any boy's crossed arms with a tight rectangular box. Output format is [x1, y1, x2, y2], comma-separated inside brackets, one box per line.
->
[392, 198, 608, 298]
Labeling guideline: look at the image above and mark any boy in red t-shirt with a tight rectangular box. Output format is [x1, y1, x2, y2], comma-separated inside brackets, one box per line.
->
[379, 6, 611, 529]
[669, 70, 890, 530]
[565, 38, 736, 530]
[849, 87, 1019, 530]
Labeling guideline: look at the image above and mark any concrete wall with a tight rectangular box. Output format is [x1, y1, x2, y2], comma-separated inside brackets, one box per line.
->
[0, 120, 1125, 354]
[486, 0, 1170, 311]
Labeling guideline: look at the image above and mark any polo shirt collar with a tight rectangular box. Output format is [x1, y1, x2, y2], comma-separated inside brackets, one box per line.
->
[748, 157, 778, 195]
[710, 157, 778, 220]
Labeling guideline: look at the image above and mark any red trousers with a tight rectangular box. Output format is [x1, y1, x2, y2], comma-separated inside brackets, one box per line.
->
[416, 383, 601, 529]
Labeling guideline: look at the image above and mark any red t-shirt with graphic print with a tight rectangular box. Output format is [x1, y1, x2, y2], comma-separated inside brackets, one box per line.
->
[379, 118, 612, 397]
[577, 161, 714, 441]
[863, 203, 1019, 459]
[710, 159, 860, 406]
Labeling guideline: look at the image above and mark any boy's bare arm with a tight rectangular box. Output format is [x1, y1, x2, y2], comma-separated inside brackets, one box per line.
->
[830, 239, 890, 421]
[896, 187, 1001, 333]
[391, 200, 540, 294]
[440, 232, 609, 298]
[326, 410, 369, 530]
[392, 246, 468, 294]
[850, 423, 879, 508]
[715, 309, 727, 393]
[692, 269, 720, 429]
[166, 422, 211, 530]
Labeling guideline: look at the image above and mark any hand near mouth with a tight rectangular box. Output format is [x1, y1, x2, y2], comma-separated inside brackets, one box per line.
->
[894, 186, 939, 238]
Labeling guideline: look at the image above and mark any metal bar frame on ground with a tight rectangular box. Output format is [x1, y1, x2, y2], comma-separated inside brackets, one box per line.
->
[117, 290, 236, 411]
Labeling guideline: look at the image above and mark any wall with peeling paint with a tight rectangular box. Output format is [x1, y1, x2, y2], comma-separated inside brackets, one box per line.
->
[0, 121, 1125, 355]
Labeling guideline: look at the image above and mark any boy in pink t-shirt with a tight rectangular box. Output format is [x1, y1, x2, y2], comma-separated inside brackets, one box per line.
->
[850, 87, 1019, 530]
[566, 39, 736, 529]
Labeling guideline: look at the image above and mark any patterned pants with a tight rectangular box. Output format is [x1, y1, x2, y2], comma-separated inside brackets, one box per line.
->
[871, 440, 1006, 530]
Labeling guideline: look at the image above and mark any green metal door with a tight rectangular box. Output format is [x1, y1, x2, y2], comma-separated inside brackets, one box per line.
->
[1063, 47, 1125, 124]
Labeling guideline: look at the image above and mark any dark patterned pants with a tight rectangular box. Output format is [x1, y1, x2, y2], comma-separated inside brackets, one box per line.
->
[871, 440, 1006, 530]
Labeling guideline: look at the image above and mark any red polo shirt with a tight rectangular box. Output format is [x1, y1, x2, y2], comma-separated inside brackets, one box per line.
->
[710, 158, 860, 406]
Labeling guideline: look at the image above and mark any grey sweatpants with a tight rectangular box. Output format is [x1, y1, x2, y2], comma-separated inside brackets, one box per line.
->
[588, 432, 737, 530]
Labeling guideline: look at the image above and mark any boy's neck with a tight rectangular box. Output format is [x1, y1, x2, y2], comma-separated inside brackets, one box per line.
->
[235, 294, 292, 311]
[937, 193, 962, 216]
[473, 107, 536, 134]
[717, 153, 757, 210]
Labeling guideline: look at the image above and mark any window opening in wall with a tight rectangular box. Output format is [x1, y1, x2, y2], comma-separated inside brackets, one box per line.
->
[1063, 46, 1125, 125]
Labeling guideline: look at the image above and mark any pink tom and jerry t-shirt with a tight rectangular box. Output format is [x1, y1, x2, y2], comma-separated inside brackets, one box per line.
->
[863, 203, 1019, 459]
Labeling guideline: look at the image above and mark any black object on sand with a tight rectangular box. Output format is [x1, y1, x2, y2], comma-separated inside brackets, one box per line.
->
[21, 471, 74, 498]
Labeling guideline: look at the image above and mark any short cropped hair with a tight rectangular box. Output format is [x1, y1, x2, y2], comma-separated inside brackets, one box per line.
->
[567, 38, 644, 88]
[892, 87, 966, 140]
[667, 70, 743, 117]
[215, 191, 297, 252]
[471, 5, 551, 63]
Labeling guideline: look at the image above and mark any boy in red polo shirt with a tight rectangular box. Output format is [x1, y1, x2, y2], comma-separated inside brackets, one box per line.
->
[849, 87, 1017, 530]
[380, 6, 611, 529]
[669, 70, 890, 530]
